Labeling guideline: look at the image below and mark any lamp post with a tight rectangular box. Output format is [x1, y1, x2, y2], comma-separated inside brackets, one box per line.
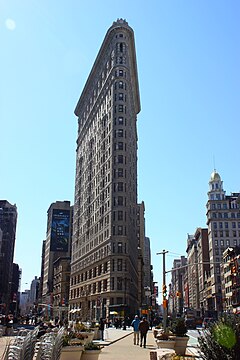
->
[156, 250, 168, 332]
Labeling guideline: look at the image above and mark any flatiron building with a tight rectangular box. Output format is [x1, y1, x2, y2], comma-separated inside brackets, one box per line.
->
[70, 19, 141, 319]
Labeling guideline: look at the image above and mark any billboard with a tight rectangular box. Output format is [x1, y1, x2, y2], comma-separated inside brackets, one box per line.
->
[50, 209, 70, 252]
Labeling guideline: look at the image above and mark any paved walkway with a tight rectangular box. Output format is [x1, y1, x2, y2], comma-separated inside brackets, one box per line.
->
[96, 327, 201, 359]
[0, 327, 201, 359]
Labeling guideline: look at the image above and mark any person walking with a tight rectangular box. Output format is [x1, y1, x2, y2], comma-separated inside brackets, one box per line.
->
[138, 316, 149, 348]
[131, 315, 140, 345]
[99, 318, 105, 341]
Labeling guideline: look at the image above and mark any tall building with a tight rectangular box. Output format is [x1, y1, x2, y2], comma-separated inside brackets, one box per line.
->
[41, 201, 73, 309]
[0, 200, 18, 314]
[169, 256, 187, 316]
[70, 19, 141, 319]
[9, 263, 21, 317]
[206, 170, 240, 312]
[195, 227, 209, 316]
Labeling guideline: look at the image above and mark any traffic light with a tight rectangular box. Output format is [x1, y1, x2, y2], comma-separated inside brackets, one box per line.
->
[232, 265, 237, 274]
[162, 284, 167, 298]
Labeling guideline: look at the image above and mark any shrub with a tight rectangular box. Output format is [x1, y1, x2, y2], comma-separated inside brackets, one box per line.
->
[171, 318, 187, 337]
[198, 314, 240, 360]
[84, 341, 101, 350]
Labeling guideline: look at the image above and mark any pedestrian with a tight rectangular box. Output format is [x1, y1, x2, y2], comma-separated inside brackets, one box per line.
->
[131, 315, 140, 345]
[99, 318, 105, 340]
[138, 316, 149, 348]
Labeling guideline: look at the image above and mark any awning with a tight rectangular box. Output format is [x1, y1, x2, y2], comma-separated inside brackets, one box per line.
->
[70, 308, 81, 313]
[110, 311, 118, 315]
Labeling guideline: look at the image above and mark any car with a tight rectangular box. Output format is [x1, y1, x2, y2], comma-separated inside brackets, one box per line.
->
[202, 317, 215, 329]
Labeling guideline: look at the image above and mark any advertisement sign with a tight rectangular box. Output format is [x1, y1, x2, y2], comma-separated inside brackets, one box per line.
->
[50, 209, 70, 252]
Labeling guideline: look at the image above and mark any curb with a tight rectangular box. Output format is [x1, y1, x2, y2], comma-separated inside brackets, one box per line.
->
[94, 331, 133, 346]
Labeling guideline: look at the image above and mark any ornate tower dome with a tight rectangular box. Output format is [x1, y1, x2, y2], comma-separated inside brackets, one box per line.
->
[210, 170, 221, 182]
[208, 169, 225, 200]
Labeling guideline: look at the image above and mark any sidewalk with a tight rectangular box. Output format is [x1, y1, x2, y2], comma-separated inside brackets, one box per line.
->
[0, 327, 201, 359]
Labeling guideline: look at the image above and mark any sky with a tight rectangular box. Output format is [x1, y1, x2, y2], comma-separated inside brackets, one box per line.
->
[1, 0, 240, 294]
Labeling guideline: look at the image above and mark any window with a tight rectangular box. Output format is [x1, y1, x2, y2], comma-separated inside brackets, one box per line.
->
[117, 277, 123, 290]
[117, 259, 123, 271]
[219, 222, 223, 229]
[103, 279, 107, 291]
[119, 81, 124, 89]
[215, 240, 218, 246]
[118, 155, 123, 163]
[231, 213, 236, 218]
[118, 142, 123, 150]
[117, 182, 123, 191]
[118, 210, 123, 220]
[111, 278, 114, 290]
[223, 203, 227, 209]
[232, 222, 236, 228]
[226, 240, 230, 246]
[119, 70, 123, 77]
[213, 222, 217, 229]
[220, 240, 224, 246]
[118, 168, 123, 177]
[225, 222, 228, 229]
[233, 231, 237, 237]
[225, 230, 229, 237]
[118, 117, 124, 124]
[118, 225, 123, 235]
[118, 129, 124, 137]
[118, 196, 123, 205]
[119, 93, 124, 101]
[234, 240, 237, 246]
[224, 213, 228, 218]
[118, 105, 123, 112]
[118, 242, 123, 253]
[217, 204, 221, 209]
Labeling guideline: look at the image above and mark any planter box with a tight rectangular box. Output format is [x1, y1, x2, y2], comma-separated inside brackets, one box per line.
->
[60, 345, 84, 360]
[81, 349, 101, 360]
[174, 336, 189, 355]
[156, 339, 176, 349]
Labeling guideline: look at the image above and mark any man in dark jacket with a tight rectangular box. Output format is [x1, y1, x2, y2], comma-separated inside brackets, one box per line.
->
[99, 318, 105, 340]
[138, 317, 149, 348]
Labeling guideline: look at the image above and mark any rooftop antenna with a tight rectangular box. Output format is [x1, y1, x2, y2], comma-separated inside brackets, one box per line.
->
[213, 154, 216, 172]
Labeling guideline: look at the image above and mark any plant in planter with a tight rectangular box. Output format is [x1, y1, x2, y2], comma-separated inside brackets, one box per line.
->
[81, 341, 102, 360]
[63, 331, 88, 346]
[171, 318, 189, 355]
[59, 328, 84, 360]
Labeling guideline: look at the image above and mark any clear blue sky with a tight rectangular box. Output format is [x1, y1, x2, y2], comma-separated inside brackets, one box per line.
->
[1, 1, 240, 293]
